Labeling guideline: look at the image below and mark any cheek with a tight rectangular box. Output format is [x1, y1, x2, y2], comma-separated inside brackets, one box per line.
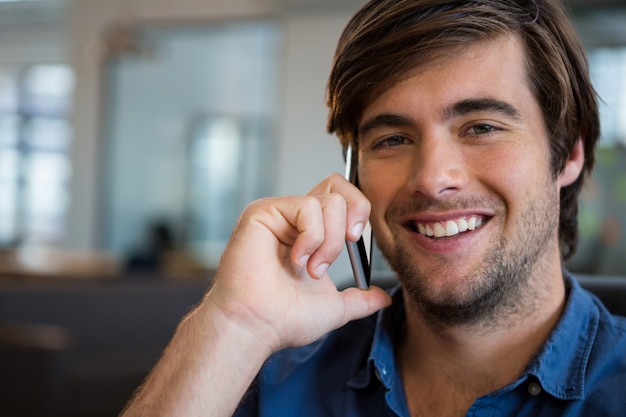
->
[358, 169, 386, 216]
[476, 145, 553, 212]
[358, 162, 400, 224]
[482, 155, 526, 189]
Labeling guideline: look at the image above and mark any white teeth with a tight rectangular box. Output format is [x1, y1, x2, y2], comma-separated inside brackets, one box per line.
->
[445, 220, 459, 237]
[458, 218, 468, 232]
[415, 216, 484, 238]
[433, 223, 446, 238]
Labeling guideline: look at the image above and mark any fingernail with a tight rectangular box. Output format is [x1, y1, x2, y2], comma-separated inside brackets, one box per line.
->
[315, 263, 329, 278]
[351, 222, 364, 239]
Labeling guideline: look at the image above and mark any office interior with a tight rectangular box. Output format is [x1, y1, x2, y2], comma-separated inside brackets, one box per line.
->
[0, 0, 625, 416]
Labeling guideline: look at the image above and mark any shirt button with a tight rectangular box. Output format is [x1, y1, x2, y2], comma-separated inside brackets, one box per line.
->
[528, 382, 542, 396]
[374, 367, 386, 382]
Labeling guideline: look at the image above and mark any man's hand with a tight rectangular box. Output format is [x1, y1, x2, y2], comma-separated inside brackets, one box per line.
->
[120, 174, 391, 417]
[206, 172, 391, 354]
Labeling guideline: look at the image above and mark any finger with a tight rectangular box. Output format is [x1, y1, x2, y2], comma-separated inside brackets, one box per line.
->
[308, 173, 370, 242]
[304, 193, 347, 279]
[237, 197, 324, 267]
[339, 286, 392, 323]
[243, 196, 344, 278]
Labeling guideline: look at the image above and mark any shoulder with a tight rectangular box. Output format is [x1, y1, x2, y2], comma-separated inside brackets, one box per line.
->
[587, 297, 626, 365]
[233, 314, 379, 416]
[578, 285, 626, 410]
[579, 318, 626, 413]
[263, 312, 378, 381]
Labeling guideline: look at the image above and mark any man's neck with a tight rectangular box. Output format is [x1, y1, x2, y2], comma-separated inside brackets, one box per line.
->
[396, 270, 567, 417]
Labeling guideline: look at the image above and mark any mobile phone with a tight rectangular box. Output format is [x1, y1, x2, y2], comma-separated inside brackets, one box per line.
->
[344, 144, 372, 290]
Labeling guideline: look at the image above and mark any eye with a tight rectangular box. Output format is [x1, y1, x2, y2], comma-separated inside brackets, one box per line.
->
[467, 123, 497, 136]
[376, 134, 407, 148]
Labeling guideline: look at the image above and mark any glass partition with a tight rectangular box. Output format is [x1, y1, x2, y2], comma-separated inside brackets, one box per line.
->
[100, 21, 281, 273]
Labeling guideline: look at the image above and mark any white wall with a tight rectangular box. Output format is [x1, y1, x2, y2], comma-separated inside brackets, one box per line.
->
[277, 13, 348, 194]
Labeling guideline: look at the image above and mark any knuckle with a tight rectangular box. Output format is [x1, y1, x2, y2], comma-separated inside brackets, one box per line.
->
[240, 197, 277, 221]
[325, 192, 348, 208]
[301, 195, 323, 213]
[327, 172, 346, 184]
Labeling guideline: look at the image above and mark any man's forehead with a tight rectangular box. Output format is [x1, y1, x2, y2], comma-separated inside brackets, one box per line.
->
[356, 35, 531, 123]
[354, 34, 528, 122]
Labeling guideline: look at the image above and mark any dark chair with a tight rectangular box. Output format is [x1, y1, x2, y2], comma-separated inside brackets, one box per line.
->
[0, 277, 207, 417]
[576, 274, 626, 316]
[0, 322, 74, 417]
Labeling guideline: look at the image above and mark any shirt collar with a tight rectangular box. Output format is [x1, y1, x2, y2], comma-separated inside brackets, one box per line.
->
[348, 273, 600, 402]
[523, 272, 599, 400]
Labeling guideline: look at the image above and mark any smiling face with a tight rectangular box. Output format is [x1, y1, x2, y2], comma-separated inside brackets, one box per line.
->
[357, 35, 582, 326]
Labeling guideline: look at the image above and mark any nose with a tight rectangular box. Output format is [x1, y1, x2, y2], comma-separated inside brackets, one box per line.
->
[406, 132, 468, 199]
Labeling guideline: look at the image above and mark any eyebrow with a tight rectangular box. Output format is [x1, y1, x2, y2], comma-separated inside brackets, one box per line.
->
[358, 114, 414, 138]
[358, 98, 523, 139]
[444, 98, 522, 121]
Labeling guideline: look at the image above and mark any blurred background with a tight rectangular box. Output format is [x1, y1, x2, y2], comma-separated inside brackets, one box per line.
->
[0, 0, 625, 416]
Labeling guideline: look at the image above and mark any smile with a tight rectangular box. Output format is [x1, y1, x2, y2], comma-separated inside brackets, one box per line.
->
[409, 216, 487, 238]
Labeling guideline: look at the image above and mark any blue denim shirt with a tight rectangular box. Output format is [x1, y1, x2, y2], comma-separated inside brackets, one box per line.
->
[234, 274, 626, 416]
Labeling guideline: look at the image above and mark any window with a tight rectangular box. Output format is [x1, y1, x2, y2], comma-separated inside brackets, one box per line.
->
[588, 47, 626, 147]
[0, 63, 74, 246]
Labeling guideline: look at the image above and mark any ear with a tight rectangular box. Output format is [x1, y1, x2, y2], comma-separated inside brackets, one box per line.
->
[558, 137, 585, 188]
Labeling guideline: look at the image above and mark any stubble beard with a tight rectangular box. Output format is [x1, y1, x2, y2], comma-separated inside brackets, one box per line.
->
[379, 188, 559, 328]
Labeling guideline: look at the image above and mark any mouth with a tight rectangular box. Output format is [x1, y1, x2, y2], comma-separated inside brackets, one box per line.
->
[405, 215, 489, 239]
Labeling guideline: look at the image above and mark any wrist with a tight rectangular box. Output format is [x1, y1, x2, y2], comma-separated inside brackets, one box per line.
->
[120, 296, 274, 417]
[191, 295, 278, 365]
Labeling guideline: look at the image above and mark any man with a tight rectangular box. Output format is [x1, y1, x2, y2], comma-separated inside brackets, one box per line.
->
[121, 0, 626, 416]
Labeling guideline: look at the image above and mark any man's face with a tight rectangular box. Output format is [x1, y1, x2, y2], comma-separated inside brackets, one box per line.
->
[357, 35, 571, 325]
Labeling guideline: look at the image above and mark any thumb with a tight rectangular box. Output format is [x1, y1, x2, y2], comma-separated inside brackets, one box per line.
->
[340, 286, 392, 323]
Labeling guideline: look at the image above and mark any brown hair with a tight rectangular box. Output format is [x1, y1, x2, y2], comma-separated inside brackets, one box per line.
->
[326, 0, 600, 259]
